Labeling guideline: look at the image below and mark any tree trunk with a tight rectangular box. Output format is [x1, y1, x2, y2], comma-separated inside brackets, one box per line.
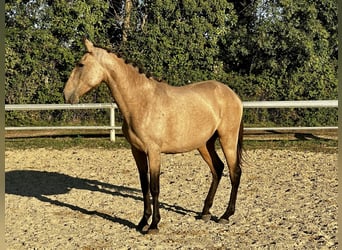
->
[122, 0, 132, 42]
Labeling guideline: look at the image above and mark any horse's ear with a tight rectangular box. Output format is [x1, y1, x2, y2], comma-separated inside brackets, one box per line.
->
[84, 38, 94, 53]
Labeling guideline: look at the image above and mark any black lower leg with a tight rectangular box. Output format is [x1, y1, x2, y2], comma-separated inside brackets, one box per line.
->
[202, 160, 224, 218]
[220, 167, 241, 221]
[149, 172, 160, 230]
[132, 147, 151, 232]
[137, 174, 151, 231]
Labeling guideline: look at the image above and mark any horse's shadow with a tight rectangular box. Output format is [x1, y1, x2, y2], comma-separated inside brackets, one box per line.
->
[5, 169, 196, 229]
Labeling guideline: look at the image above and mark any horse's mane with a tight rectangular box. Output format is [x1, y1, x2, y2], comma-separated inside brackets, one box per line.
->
[96, 44, 164, 82]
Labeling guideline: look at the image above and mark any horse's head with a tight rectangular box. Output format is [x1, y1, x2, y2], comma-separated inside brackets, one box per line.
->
[64, 39, 107, 104]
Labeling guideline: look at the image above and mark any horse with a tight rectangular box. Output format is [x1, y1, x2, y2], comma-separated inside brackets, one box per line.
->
[64, 39, 244, 234]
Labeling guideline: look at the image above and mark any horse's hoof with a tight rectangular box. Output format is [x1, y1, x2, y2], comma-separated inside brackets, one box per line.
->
[201, 214, 212, 222]
[137, 223, 150, 234]
[218, 218, 229, 224]
[147, 228, 159, 234]
[140, 224, 150, 234]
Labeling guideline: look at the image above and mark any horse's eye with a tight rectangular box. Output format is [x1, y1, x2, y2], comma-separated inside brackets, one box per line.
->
[78, 63, 84, 67]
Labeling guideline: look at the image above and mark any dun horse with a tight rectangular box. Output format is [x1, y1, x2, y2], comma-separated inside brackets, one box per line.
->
[64, 39, 244, 234]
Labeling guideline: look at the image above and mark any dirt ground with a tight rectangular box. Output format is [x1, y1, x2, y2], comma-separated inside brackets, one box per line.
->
[5, 147, 337, 249]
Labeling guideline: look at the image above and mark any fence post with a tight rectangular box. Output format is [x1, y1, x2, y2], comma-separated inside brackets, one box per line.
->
[110, 104, 115, 142]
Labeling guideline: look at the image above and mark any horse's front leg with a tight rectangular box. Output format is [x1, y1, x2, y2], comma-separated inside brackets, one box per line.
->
[131, 147, 151, 233]
[147, 149, 161, 233]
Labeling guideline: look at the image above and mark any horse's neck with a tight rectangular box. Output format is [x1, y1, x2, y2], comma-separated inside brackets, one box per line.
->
[105, 55, 157, 120]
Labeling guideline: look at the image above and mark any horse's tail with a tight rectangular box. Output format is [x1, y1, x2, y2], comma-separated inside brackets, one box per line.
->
[237, 119, 244, 167]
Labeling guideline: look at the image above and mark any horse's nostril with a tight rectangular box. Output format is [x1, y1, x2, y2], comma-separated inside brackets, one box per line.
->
[63, 91, 77, 104]
[68, 93, 79, 104]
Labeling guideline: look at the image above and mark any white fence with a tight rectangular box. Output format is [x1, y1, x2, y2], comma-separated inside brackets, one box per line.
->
[5, 100, 338, 141]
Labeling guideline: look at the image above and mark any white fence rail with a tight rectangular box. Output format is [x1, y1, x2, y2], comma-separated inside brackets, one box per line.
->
[5, 100, 338, 141]
[5, 103, 120, 141]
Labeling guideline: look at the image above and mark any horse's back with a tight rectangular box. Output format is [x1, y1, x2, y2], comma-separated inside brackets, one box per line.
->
[155, 80, 242, 120]
[158, 80, 239, 101]
[180, 80, 242, 112]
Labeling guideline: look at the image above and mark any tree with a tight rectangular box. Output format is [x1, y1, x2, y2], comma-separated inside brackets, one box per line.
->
[219, 0, 259, 75]
[220, 0, 337, 100]
[5, 0, 113, 105]
[5, 0, 116, 126]
[119, 0, 237, 85]
[5, 0, 337, 128]
[219, 0, 337, 126]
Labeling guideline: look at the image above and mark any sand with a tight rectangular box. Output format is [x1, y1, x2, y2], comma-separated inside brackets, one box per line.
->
[5, 148, 337, 249]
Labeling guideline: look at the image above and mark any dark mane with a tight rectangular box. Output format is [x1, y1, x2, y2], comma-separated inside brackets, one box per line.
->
[95, 44, 164, 82]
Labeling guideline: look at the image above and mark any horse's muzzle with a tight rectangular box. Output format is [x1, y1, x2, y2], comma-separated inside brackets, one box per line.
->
[64, 91, 79, 104]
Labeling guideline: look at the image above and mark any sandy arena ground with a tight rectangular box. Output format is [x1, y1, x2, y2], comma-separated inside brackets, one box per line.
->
[5, 147, 337, 249]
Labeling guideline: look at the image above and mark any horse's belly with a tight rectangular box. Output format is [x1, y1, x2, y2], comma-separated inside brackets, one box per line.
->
[161, 136, 212, 153]
[160, 117, 217, 153]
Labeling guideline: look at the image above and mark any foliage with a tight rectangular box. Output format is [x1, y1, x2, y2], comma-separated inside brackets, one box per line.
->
[5, 0, 115, 124]
[119, 0, 237, 85]
[5, 0, 338, 128]
[5, 0, 114, 105]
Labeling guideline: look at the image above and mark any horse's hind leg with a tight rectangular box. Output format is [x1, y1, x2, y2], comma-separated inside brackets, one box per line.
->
[198, 134, 224, 221]
[218, 134, 242, 223]
[131, 146, 152, 232]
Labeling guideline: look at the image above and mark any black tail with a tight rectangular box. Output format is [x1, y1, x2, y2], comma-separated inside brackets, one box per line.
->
[237, 120, 244, 167]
